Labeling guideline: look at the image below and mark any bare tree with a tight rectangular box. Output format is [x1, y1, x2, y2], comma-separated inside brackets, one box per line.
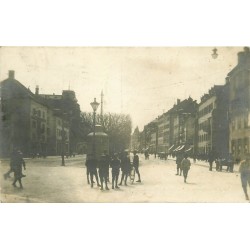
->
[81, 112, 132, 153]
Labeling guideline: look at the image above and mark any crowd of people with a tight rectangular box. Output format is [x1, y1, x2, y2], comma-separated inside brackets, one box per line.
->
[85, 151, 141, 190]
[2, 147, 250, 201]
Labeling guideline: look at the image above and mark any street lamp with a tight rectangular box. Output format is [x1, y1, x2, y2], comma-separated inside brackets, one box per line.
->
[61, 112, 68, 166]
[90, 98, 100, 159]
[151, 120, 158, 158]
[181, 112, 191, 143]
[212, 48, 218, 59]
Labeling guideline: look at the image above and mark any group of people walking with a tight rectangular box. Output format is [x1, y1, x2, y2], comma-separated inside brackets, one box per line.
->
[85, 151, 141, 190]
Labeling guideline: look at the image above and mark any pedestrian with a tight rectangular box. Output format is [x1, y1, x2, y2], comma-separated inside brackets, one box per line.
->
[12, 150, 26, 189]
[239, 154, 250, 200]
[119, 152, 131, 186]
[110, 153, 121, 189]
[85, 154, 101, 188]
[181, 154, 191, 183]
[98, 153, 110, 190]
[3, 148, 19, 179]
[103, 150, 111, 183]
[215, 157, 223, 172]
[193, 154, 197, 163]
[226, 153, 234, 173]
[133, 151, 141, 182]
[208, 150, 215, 171]
[176, 153, 184, 176]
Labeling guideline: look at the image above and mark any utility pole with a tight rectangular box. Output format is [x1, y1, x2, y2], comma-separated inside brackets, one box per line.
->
[101, 90, 104, 124]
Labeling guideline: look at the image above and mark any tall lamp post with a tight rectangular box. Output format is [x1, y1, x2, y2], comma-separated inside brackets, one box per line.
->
[90, 98, 100, 159]
[61, 112, 67, 166]
[151, 120, 158, 158]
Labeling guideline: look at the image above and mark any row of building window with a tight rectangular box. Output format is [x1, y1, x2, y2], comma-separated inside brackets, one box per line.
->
[198, 133, 210, 143]
[32, 121, 46, 131]
[56, 129, 68, 138]
[198, 120, 210, 132]
[231, 116, 248, 130]
[231, 71, 249, 91]
[32, 108, 46, 119]
[198, 103, 213, 118]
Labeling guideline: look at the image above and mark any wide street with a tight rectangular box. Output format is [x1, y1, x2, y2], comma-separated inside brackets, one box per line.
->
[0, 154, 248, 203]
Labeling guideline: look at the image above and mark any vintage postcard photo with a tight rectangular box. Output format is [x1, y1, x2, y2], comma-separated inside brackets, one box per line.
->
[1, 46, 250, 203]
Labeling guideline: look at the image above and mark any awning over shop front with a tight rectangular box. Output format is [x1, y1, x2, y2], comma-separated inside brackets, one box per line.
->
[174, 145, 185, 152]
[185, 147, 193, 152]
[178, 145, 185, 151]
[173, 146, 181, 152]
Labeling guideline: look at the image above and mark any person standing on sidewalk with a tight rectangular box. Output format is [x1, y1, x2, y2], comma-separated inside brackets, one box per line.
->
[98, 153, 110, 190]
[239, 154, 250, 200]
[181, 154, 191, 183]
[12, 150, 26, 189]
[110, 153, 121, 189]
[133, 151, 141, 182]
[85, 154, 101, 188]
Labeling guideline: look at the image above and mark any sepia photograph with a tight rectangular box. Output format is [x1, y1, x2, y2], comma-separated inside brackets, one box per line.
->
[1, 46, 250, 203]
[1, 2, 250, 250]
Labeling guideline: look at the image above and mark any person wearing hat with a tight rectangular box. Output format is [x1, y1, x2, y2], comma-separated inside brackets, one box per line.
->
[98, 152, 110, 190]
[3, 148, 26, 180]
[239, 154, 250, 200]
[176, 152, 184, 176]
[12, 150, 26, 189]
[119, 151, 131, 186]
[110, 153, 121, 189]
[181, 154, 191, 183]
[85, 154, 101, 188]
[133, 151, 141, 182]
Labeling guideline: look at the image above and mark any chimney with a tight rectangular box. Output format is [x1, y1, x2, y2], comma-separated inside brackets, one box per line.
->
[8, 70, 15, 79]
[238, 47, 250, 65]
[177, 99, 180, 105]
[35, 85, 39, 95]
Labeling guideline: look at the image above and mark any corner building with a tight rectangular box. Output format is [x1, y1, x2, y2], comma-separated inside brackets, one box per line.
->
[228, 47, 250, 161]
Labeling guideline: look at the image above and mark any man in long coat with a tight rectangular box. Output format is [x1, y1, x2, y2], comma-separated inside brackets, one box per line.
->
[85, 154, 101, 188]
[98, 153, 110, 190]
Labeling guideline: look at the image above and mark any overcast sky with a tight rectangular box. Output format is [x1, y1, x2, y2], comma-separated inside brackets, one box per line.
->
[0, 47, 241, 130]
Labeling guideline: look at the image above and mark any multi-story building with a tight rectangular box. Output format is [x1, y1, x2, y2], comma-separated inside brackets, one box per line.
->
[142, 119, 158, 153]
[38, 89, 82, 154]
[197, 84, 229, 158]
[168, 98, 198, 154]
[0, 70, 71, 157]
[157, 115, 164, 152]
[139, 98, 197, 155]
[0, 71, 49, 156]
[227, 47, 250, 161]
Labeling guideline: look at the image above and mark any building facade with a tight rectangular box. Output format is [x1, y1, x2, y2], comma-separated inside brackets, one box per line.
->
[0, 71, 72, 157]
[168, 98, 198, 154]
[197, 85, 229, 158]
[228, 47, 250, 161]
